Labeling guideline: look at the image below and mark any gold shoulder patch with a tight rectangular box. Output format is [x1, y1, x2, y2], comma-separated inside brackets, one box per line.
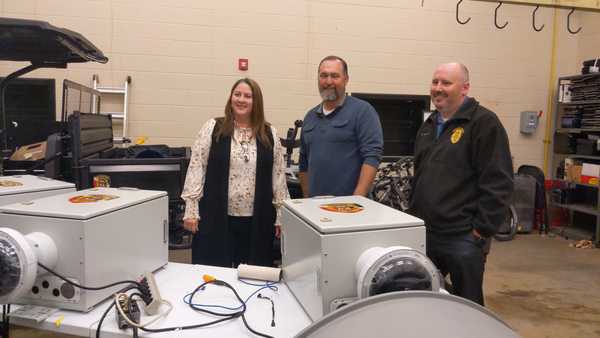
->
[451, 127, 464, 144]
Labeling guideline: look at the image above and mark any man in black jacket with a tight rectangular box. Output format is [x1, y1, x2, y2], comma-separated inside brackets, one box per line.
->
[410, 63, 513, 306]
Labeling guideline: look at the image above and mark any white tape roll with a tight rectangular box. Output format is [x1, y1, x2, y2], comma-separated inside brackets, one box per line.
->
[237, 264, 281, 282]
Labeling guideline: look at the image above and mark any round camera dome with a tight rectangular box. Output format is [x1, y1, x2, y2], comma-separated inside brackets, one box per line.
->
[356, 246, 442, 299]
[0, 228, 38, 303]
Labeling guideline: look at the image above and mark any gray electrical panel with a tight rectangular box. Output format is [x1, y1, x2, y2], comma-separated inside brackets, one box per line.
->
[520, 111, 539, 134]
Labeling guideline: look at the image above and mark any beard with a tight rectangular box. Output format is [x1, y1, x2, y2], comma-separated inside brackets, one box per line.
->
[319, 87, 338, 101]
[431, 92, 447, 107]
[432, 91, 447, 100]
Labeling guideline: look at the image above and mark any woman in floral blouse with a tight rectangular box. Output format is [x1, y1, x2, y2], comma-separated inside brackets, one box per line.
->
[181, 78, 290, 268]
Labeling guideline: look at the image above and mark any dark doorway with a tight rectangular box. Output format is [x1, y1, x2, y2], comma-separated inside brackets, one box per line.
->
[351, 93, 430, 161]
[0, 77, 56, 150]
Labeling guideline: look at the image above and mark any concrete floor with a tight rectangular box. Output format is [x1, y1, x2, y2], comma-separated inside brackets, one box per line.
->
[8, 234, 600, 338]
[485, 233, 600, 338]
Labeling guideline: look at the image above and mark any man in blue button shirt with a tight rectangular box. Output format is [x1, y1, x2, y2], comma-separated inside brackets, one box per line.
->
[299, 55, 383, 197]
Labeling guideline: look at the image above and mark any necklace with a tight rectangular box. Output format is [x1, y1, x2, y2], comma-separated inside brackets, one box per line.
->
[237, 126, 252, 163]
[240, 140, 250, 163]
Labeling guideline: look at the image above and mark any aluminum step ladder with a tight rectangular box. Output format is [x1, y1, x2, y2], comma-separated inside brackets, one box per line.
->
[92, 75, 131, 144]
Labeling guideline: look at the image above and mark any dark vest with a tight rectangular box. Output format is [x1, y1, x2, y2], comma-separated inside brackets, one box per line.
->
[192, 119, 276, 267]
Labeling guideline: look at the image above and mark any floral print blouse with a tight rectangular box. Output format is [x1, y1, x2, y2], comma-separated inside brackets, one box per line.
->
[181, 118, 290, 225]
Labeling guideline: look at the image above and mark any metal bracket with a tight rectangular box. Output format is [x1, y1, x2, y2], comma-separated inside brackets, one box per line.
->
[567, 8, 582, 34]
[456, 0, 471, 24]
[494, 2, 509, 29]
[532, 5, 544, 31]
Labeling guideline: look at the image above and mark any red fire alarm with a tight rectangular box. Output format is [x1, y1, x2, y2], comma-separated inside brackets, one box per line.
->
[238, 58, 249, 71]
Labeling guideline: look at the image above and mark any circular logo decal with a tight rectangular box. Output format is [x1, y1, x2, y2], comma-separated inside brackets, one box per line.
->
[0, 180, 23, 187]
[320, 203, 364, 213]
[69, 194, 119, 203]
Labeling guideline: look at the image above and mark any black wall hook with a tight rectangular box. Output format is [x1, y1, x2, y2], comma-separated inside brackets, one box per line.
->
[494, 2, 508, 29]
[533, 5, 544, 32]
[567, 8, 582, 34]
[456, 0, 471, 25]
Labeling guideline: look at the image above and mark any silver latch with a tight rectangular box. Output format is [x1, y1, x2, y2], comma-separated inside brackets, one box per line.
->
[163, 220, 168, 244]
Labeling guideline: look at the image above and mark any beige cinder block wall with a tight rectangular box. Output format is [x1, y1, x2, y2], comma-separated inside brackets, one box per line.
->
[0, 1, 598, 171]
[577, 12, 600, 66]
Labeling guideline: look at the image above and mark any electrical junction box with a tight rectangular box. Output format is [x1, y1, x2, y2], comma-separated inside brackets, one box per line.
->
[0, 187, 169, 311]
[281, 195, 425, 321]
[520, 111, 539, 134]
[0, 175, 75, 206]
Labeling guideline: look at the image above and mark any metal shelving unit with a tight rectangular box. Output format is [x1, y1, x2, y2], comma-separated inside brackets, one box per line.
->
[554, 178, 598, 189]
[550, 72, 600, 246]
[92, 75, 131, 144]
[551, 202, 600, 216]
[560, 100, 600, 106]
[557, 128, 600, 134]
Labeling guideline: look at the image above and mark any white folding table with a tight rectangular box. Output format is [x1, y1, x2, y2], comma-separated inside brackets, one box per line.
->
[9, 262, 311, 337]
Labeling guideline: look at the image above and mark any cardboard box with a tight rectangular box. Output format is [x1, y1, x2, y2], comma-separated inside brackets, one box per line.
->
[565, 158, 582, 183]
[581, 163, 600, 186]
[9, 141, 47, 161]
[567, 165, 582, 183]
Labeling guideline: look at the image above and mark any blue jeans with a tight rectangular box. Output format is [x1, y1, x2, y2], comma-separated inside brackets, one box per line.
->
[426, 231, 486, 306]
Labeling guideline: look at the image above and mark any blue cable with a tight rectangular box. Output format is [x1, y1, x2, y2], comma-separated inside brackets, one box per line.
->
[183, 281, 277, 312]
[239, 279, 279, 289]
[183, 279, 278, 313]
